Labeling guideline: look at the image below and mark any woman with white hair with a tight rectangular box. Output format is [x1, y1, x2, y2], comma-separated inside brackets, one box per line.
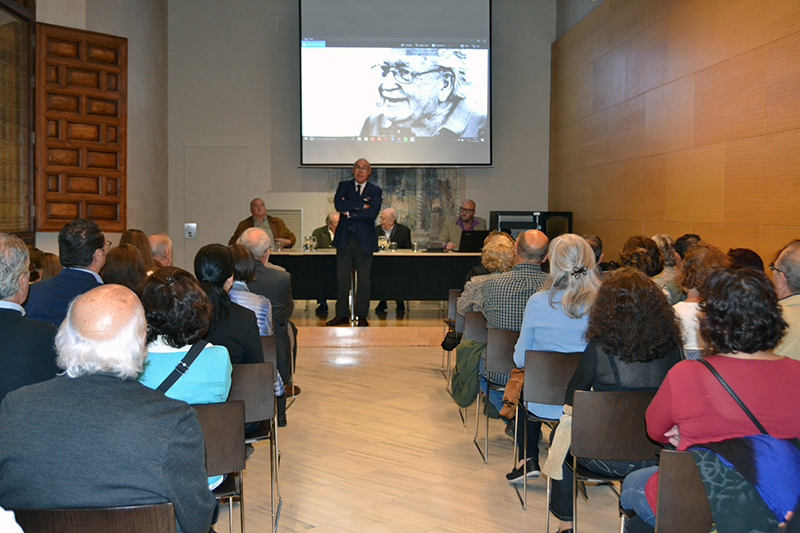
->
[506, 233, 601, 484]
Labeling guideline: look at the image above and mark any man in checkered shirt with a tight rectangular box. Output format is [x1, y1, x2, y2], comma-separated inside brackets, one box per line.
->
[480, 229, 549, 467]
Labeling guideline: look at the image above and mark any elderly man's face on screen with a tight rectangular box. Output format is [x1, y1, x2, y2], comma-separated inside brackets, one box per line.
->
[375, 55, 454, 125]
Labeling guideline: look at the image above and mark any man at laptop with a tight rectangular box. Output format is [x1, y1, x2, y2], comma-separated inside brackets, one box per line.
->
[439, 199, 487, 250]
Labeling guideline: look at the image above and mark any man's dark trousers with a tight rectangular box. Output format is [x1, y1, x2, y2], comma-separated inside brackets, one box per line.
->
[336, 232, 372, 317]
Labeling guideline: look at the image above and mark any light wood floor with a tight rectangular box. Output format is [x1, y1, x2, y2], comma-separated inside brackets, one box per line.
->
[223, 302, 622, 533]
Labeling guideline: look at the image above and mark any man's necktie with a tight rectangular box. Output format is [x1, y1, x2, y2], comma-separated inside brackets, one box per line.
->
[356, 184, 362, 196]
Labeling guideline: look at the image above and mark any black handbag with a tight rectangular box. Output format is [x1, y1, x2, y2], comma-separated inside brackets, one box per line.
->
[440, 331, 462, 351]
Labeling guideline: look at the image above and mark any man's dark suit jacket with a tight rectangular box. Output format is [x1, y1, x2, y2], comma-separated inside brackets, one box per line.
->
[0, 308, 59, 402]
[333, 179, 382, 253]
[0, 374, 215, 533]
[248, 260, 294, 381]
[203, 302, 263, 365]
[24, 269, 102, 326]
[379, 223, 412, 249]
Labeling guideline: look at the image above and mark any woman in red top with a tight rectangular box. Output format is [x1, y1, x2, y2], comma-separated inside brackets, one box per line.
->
[620, 267, 800, 526]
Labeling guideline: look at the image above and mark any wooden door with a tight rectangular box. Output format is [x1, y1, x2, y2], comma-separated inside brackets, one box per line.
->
[35, 22, 127, 232]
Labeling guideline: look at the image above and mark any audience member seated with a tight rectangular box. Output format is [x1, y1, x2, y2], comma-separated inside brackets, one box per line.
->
[25, 218, 106, 326]
[100, 244, 148, 293]
[229, 244, 274, 336]
[0, 285, 215, 533]
[138, 266, 232, 404]
[119, 228, 157, 274]
[651, 234, 684, 303]
[480, 229, 549, 425]
[674, 233, 701, 268]
[726, 247, 764, 271]
[137, 266, 233, 489]
[772, 240, 800, 361]
[449, 232, 516, 410]
[38, 252, 61, 281]
[581, 234, 606, 273]
[439, 199, 486, 251]
[237, 227, 296, 425]
[457, 232, 515, 315]
[620, 267, 800, 529]
[507, 233, 600, 484]
[149, 232, 174, 269]
[545, 268, 683, 532]
[311, 212, 339, 316]
[229, 197, 296, 249]
[27, 246, 44, 283]
[673, 241, 730, 360]
[0, 234, 59, 402]
[375, 207, 412, 316]
[195, 244, 263, 366]
[462, 230, 513, 284]
[619, 235, 665, 279]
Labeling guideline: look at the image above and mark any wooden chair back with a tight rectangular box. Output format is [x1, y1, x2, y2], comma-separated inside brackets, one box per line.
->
[12, 503, 176, 533]
[463, 311, 487, 343]
[485, 328, 519, 376]
[228, 362, 275, 423]
[192, 400, 246, 477]
[572, 390, 660, 462]
[655, 450, 713, 533]
[523, 350, 582, 405]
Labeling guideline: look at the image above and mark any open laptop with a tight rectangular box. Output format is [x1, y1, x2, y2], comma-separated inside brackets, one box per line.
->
[457, 230, 490, 252]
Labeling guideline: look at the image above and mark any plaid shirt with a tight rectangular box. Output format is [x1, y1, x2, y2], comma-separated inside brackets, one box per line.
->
[481, 262, 547, 385]
[482, 262, 547, 331]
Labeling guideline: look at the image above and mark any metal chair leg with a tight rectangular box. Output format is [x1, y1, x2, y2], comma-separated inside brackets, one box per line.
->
[473, 391, 487, 462]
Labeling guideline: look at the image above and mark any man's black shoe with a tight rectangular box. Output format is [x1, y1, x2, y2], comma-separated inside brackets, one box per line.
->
[375, 301, 388, 313]
[355, 315, 369, 327]
[315, 303, 328, 317]
[326, 316, 350, 326]
[506, 458, 541, 484]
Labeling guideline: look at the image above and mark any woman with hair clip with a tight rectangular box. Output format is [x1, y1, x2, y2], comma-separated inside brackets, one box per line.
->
[506, 233, 601, 485]
[621, 267, 800, 531]
[194, 244, 263, 366]
[546, 267, 683, 533]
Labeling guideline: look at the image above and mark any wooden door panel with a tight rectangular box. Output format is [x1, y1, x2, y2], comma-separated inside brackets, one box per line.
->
[35, 22, 127, 232]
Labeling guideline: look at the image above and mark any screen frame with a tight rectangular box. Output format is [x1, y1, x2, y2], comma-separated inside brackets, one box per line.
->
[298, 0, 493, 168]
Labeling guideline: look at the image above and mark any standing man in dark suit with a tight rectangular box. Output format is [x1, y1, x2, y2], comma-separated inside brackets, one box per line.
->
[25, 218, 107, 326]
[0, 234, 59, 402]
[237, 227, 296, 426]
[375, 208, 412, 316]
[310, 212, 339, 317]
[326, 159, 382, 327]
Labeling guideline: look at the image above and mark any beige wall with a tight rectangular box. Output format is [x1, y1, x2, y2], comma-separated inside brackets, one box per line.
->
[548, 0, 800, 263]
[167, 0, 556, 269]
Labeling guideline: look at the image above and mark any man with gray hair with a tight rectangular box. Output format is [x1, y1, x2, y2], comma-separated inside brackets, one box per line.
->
[375, 208, 412, 316]
[237, 227, 297, 425]
[0, 234, 59, 402]
[361, 49, 487, 139]
[481, 229, 550, 482]
[148, 232, 173, 268]
[0, 285, 215, 533]
[772, 240, 800, 361]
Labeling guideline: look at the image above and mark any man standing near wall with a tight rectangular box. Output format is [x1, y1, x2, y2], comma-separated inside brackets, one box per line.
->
[326, 158, 382, 327]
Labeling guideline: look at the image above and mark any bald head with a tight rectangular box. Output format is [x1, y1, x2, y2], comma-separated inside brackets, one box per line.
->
[326, 212, 340, 232]
[379, 208, 398, 231]
[516, 229, 549, 263]
[459, 200, 476, 224]
[56, 285, 147, 379]
[149, 233, 173, 267]
[238, 227, 271, 261]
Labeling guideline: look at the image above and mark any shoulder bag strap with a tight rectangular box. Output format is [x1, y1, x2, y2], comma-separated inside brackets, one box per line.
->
[698, 358, 769, 435]
[156, 340, 209, 393]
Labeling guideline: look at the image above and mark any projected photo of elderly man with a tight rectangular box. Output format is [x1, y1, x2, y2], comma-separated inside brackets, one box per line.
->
[360, 49, 487, 139]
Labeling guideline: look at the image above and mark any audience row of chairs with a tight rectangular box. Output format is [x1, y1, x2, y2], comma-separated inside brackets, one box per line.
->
[441, 292, 713, 533]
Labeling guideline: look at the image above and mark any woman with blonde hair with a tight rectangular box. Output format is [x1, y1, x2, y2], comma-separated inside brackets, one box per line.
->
[457, 232, 515, 315]
[506, 233, 601, 484]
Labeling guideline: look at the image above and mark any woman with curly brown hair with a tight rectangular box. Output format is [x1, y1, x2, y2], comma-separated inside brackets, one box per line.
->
[621, 267, 800, 528]
[547, 268, 683, 533]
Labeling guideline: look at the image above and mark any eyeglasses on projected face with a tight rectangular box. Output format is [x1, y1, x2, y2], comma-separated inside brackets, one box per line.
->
[373, 64, 449, 84]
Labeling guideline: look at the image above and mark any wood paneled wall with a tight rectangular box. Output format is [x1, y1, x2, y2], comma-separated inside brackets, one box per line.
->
[548, 0, 800, 263]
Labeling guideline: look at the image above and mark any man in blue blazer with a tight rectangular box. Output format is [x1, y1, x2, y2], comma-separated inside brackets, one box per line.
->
[326, 158, 382, 327]
[25, 218, 107, 326]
